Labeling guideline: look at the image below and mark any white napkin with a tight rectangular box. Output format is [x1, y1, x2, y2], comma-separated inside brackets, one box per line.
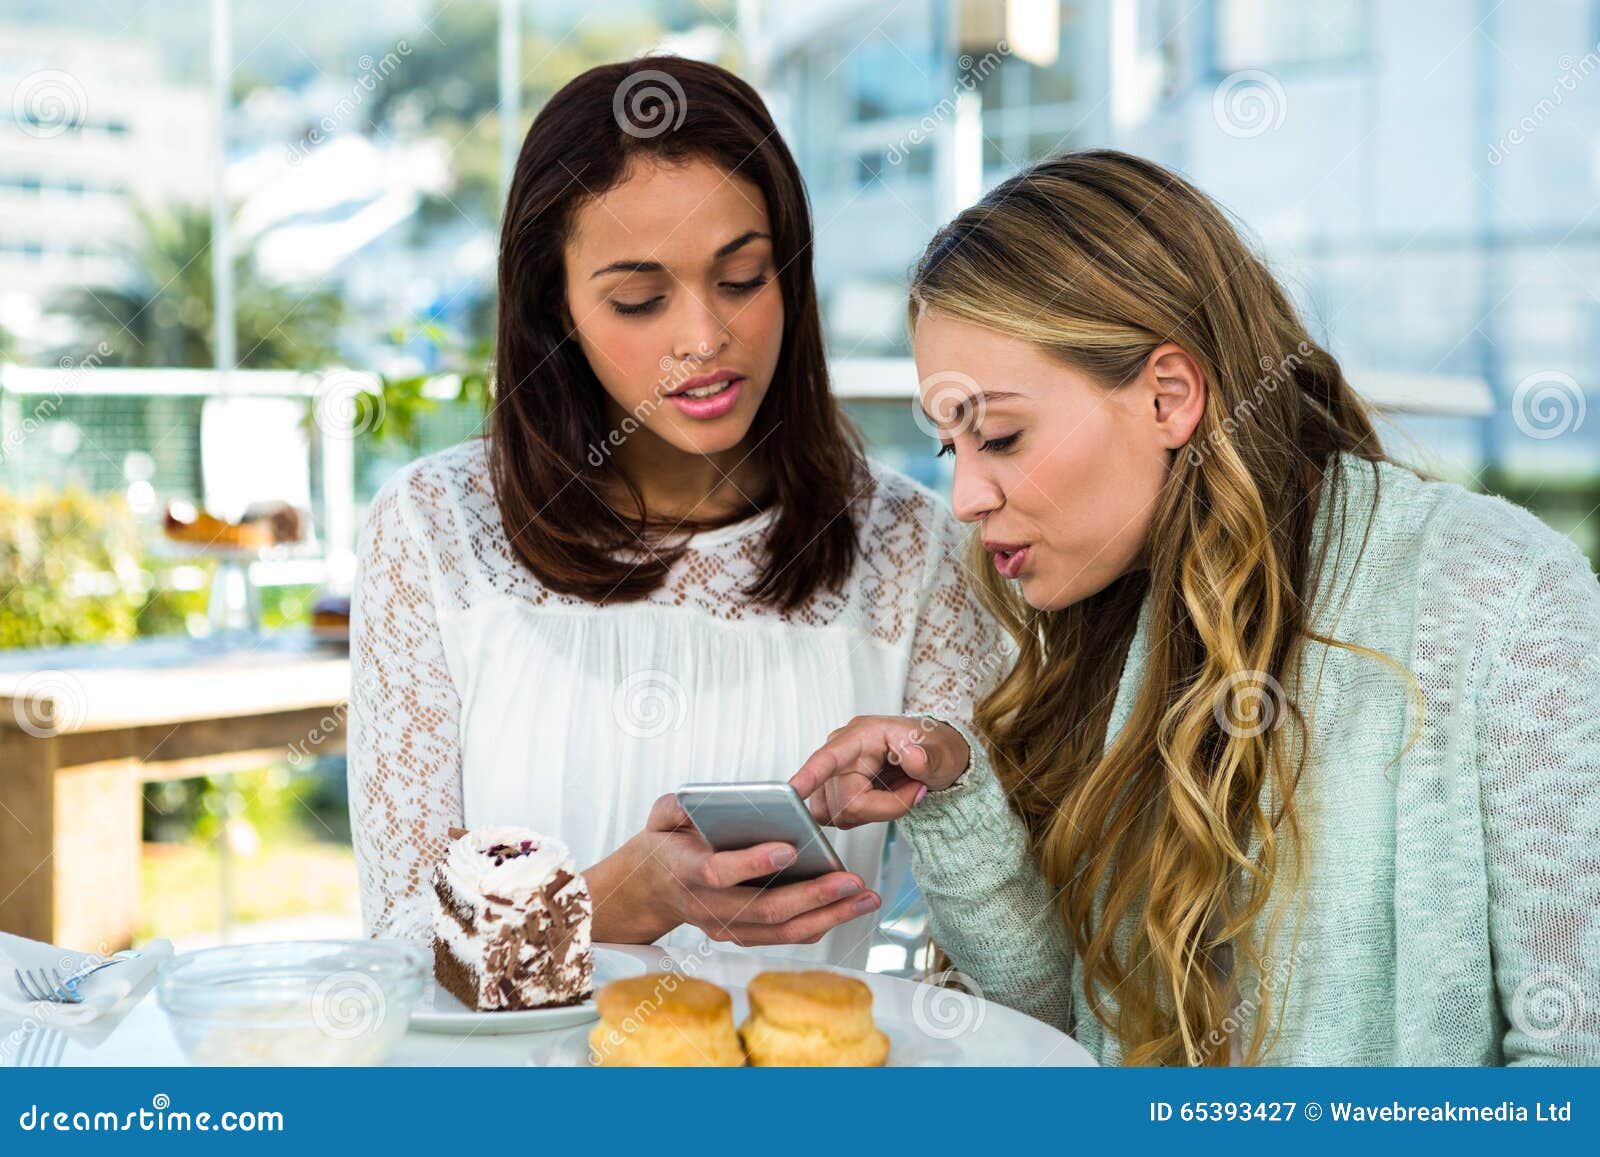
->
[0, 933, 174, 1026]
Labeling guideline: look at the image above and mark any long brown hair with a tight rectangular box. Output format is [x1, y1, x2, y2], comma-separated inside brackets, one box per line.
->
[489, 56, 867, 608]
[910, 151, 1416, 1064]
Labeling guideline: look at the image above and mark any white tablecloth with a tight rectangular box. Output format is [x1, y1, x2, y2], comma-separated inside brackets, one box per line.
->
[0, 942, 1094, 1067]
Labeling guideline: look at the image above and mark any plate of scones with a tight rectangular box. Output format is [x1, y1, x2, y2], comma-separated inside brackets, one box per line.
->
[542, 970, 966, 1067]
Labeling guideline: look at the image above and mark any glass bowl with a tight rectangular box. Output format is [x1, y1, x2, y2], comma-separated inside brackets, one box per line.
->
[156, 940, 428, 1066]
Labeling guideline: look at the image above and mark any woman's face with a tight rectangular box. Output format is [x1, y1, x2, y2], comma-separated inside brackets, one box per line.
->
[563, 156, 784, 461]
[913, 311, 1205, 611]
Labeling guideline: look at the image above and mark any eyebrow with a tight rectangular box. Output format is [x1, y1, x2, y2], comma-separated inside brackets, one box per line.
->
[589, 230, 771, 279]
[921, 390, 1026, 424]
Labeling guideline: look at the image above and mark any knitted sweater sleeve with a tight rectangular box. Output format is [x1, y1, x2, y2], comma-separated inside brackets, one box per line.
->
[1473, 532, 1600, 1065]
[895, 718, 1077, 1033]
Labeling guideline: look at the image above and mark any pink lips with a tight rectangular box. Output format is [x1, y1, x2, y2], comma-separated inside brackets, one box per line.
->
[984, 542, 1031, 579]
[668, 370, 743, 421]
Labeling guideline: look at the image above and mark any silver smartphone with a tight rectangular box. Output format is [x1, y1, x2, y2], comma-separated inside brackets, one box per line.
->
[675, 781, 847, 887]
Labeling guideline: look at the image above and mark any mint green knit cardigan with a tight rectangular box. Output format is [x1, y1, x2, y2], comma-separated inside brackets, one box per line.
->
[901, 453, 1600, 1065]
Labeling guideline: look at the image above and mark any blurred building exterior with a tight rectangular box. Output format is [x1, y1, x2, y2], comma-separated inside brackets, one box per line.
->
[2, 1, 1597, 500]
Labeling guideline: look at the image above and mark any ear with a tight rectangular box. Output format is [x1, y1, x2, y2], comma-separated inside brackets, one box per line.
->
[1145, 343, 1206, 450]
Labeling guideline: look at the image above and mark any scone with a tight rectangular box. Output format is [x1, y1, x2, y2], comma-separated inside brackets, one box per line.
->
[587, 974, 745, 1066]
[739, 970, 890, 1066]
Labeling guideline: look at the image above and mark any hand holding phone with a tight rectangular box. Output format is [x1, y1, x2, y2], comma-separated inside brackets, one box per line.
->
[675, 782, 847, 887]
[584, 790, 879, 948]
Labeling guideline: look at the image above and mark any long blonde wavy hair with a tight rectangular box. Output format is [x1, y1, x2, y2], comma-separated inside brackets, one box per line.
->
[910, 151, 1415, 1065]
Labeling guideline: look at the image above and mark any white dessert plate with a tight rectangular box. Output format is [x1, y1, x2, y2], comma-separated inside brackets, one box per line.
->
[534, 981, 966, 1067]
[409, 948, 648, 1035]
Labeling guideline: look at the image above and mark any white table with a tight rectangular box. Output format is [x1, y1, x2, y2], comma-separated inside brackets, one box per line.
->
[2, 943, 1095, 1068]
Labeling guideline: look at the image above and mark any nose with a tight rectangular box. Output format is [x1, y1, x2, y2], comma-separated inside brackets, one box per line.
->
[949, 452, 1003, 524]
[674, 291, 730, 364]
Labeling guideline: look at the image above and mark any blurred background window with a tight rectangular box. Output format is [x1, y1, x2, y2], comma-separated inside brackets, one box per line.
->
[1213, 0, 1368, 71]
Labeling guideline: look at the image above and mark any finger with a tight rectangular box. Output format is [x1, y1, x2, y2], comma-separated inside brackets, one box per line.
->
[834, 785, 917, 829]
[892, 736, 935, 781]
[824, 769, 877, 822]
[695, 871, 867, 927]
[698, 841, 798, 889]
[789, 739, 853, 801]
[791, 721, 894, 800]
[720, 889, 883, 946]
[646, 792, 691, 832]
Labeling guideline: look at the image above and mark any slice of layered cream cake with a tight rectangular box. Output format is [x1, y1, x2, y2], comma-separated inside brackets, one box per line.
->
[431, 825, 594, 1010]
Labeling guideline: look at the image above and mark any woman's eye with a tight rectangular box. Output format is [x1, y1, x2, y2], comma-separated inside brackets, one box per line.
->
[610, 297, 663, 316]
[721, 275, 769, 295]
[935, 433, 1016, 459]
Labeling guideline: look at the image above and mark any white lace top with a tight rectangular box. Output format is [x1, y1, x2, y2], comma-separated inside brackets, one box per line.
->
[347, 437, 998, 969]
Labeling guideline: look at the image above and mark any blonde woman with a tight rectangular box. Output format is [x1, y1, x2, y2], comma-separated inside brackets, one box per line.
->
[792, 151, 1600, 1065]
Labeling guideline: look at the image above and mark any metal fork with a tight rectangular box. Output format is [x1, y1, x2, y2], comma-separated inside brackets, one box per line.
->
[10, 1025, 66, 1067]
[13, 950, 142, 1004]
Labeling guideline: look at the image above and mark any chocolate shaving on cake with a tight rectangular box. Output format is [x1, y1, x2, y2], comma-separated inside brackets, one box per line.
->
[429, 826, 594, 1012]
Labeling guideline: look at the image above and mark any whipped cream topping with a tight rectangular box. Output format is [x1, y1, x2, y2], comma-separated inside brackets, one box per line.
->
[438, 825, 575, 901]
[432, 825, 594, 1010]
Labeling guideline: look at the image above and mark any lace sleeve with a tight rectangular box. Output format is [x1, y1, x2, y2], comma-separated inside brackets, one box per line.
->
[347, 473, 464, 942]
[900, 498, 1007, 724]
[1473, 534, 1600, 1065]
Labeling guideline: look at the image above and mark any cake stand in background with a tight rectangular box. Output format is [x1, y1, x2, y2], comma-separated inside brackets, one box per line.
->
[152, 539, 324, 646]
[157, 499, 327, 646]
[209, 546, 264, 638]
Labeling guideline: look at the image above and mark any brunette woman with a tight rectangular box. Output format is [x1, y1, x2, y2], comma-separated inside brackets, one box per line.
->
[348, 57, 997, 968]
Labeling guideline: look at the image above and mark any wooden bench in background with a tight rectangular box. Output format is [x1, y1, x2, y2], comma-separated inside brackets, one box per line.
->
[0, 633, 349, 952]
